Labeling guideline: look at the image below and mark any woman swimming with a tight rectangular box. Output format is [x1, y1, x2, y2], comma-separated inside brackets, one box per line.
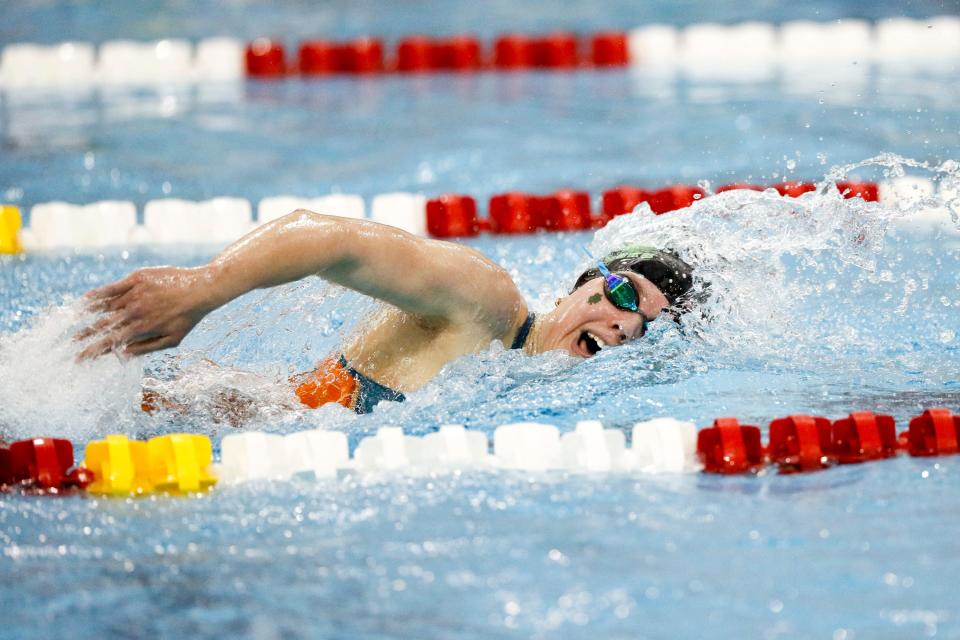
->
[79, 210, 695, 414]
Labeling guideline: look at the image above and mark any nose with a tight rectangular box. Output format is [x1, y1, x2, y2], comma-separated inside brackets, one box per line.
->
[613, 321, 636, 344]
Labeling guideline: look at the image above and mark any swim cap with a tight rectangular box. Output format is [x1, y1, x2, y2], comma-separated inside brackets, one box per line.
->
[571, 245, 696, 307]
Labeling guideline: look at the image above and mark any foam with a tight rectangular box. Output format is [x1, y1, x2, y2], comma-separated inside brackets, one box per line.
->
[0, 301, 144, 441]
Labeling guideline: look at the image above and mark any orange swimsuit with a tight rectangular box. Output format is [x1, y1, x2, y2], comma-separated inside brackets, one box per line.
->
[294, 355, 405, 414]
[142, 355, 405, 416]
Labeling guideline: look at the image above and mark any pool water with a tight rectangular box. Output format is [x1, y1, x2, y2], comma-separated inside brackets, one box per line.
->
[3, 1, 960, 639]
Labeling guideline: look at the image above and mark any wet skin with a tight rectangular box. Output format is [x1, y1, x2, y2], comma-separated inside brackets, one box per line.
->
[78, 211, 670, 394]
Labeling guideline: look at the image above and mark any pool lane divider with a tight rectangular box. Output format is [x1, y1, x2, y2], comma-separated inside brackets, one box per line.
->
[1, 408, 958, 496]
[2, 17, 959, 89]
[4, 179, 896, 253]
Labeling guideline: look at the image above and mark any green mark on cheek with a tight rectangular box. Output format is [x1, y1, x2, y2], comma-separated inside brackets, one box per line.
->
[587, 293, 602, 305]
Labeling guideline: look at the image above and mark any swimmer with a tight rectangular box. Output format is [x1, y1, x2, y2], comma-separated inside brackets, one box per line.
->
[78, 211, 696, 414]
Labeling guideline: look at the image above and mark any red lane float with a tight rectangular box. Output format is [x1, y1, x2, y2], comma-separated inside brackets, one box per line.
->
[768, 415, 833, 473]
[245, 38, 286, 76]
[485, 191, 595, 235]
[434, 36, 482, 70]
[0, 446, 14, 486]
[396, 36, 435, 72]
[488, 192, 538, 233]
[426, 194, 479, 237]
[600, 185, 705, 218]
[247, 31, 630, 77]
[716, 183, 764, 193]
[837, 181, 879, 202]
[831, 411, 898, 463]
[299, 38, 384, 74]
[547, 190, 593, 231]
[4, 438, 92, 492]
[648, 185, 705, 214]
[903, 408, 960, 457]
[775, 181, 817, 197]
[591, 32, 629, 66]
[540, 33, 579, 68]
[602, 186, 649, 219]
[697, 417, 765, 474]
[494, 34, 538, 69]
[458, 180, 877, 239]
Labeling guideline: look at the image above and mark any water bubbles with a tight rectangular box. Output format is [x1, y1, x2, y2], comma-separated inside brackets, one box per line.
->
[0, 300, 144, 440]
[938, 330, 955, 344]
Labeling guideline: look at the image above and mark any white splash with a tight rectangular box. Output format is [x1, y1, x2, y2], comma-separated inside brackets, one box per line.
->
[0, 299, 143, 441]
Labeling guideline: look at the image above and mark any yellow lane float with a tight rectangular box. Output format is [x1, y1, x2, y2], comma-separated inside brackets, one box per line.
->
[83, 433, 216, 495]
[0, 205, 23, 254]
[83, 434, 151, 496]
[147, 434, 217, 494]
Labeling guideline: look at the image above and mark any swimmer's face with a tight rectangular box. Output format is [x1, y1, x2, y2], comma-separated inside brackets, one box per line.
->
[550, 273, 669, 358]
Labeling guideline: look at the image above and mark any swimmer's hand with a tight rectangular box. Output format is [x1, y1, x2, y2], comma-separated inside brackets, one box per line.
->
[76, 266, 217, 360]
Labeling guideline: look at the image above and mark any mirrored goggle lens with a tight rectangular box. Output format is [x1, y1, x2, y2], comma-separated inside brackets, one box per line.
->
[605, 274, 639, 312]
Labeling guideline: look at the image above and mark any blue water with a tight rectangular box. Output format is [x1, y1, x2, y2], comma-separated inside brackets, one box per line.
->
[1, 0, 955, 45]
[3, 1, 960, 639]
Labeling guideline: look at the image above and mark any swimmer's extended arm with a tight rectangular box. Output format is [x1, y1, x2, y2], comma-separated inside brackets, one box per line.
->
[79, 210, 522, 358]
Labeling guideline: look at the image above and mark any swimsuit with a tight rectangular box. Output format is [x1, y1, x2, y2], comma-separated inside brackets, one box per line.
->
[294, 355, 405, 414]
[295, 311, 536, 414]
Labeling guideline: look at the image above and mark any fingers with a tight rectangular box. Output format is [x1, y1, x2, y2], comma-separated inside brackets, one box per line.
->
[124, 335, 176, 357]
[85, 276, 136, 305]
[75, 316, 157, 361]
[76, 335, 122, 362]
[76, 329, 163, 361]
[74, 312, 125, 342]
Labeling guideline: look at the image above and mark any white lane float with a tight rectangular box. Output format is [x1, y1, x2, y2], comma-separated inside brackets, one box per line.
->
[0, 42, 96, 89]
[283, 429, 350, 479]
[681, 22, 776, 82]
[140, 197, 253, 245]
[98, 39, 193, 85]
[493, 422, 562, 471]
[627, 25, 680, 68]
[874, 16, 960, 62]
[257, 194, 365, 225]
[194, 37, 246, 81]
[778, 19, 872, 63]
[216, 432, 290, 484]
[370, 192, 428, 236]
[631, 418, 701, 473]
[26, 200, 137, 250]
[559, 420, 629, 472]
[353, 426, 412, 471]
[413, 424, 490, 468]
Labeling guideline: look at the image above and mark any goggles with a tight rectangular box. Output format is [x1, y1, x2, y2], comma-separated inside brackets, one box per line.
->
[583, 247, 650, 334]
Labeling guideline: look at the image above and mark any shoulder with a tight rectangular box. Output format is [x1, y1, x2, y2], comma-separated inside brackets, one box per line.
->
[438, 242, 527, 338]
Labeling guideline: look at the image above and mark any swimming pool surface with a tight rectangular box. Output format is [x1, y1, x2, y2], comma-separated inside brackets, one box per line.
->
[2, 1, 960, 639]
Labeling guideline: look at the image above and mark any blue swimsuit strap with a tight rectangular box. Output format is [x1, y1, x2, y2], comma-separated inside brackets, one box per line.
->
[510, 312, 536, 350]
[337, 355, 406, 414]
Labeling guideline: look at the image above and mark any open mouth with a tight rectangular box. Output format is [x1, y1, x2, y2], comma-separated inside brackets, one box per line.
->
[578, 331, 605, 356]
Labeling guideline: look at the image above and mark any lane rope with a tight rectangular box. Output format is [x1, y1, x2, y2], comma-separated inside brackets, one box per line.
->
[5, 179, 926, 254]
[1, 17, 958, 89]
[1, 408, 957, 495]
